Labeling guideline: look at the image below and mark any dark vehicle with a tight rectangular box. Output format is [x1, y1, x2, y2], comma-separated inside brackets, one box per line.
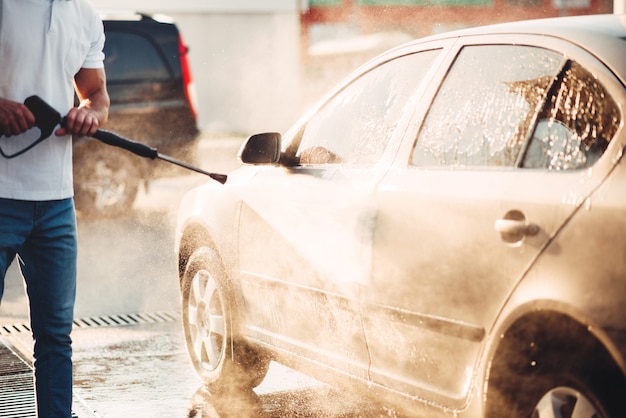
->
[175, 14, 626, 418]
[73, 12, 199, 217]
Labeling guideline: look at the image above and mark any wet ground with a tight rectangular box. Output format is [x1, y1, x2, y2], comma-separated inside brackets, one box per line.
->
[71, 320, 400, 418]
[3, 316, 400, 418]
[0, 135, 403, 418]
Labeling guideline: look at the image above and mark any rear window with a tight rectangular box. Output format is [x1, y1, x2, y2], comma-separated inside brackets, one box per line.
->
[521, 61, 620, 170]
[104, 31, 171, 83]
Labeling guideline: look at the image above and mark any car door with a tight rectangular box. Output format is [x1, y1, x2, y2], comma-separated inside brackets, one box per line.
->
[361, 38, 623, 408]
[235, 48, 444, 380]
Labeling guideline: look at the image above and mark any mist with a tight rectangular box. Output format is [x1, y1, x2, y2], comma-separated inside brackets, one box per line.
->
[1, 1, 620, 417]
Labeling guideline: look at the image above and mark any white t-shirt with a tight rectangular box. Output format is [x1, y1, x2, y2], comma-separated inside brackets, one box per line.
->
[0, 0, 105, 200]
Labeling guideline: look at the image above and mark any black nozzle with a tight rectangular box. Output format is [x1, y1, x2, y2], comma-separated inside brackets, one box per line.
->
[93, 129, 159, 160]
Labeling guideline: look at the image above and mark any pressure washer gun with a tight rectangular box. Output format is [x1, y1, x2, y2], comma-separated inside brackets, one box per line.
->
[0, 95, 227, 184]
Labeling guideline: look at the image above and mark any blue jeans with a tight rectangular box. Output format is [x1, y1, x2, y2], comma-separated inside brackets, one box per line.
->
[0, 198, 77, 418]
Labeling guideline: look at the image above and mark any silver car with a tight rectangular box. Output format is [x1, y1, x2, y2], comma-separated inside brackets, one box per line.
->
[175, 14, 626, 418]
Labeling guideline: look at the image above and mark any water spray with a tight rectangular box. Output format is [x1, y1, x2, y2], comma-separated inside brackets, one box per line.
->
[0, 95, 227, 184]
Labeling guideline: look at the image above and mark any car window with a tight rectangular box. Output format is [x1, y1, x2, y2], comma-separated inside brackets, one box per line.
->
[522, 61, 620, 170]
[296, 49, 440, 166]
[104, 31, 171, 83]
[411, 45, 565, 167]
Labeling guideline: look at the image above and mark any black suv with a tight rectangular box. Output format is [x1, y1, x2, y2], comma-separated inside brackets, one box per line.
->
[72, 12, 200, 217]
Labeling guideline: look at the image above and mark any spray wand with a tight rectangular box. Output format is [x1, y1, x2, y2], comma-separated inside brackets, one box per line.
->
[0, 95, 227, 184]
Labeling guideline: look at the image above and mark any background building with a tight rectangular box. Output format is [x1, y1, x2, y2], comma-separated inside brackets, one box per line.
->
[302, 0, 612, 41]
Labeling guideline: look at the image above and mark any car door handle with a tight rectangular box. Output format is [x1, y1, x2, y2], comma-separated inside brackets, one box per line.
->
[494, 219, 539, 236]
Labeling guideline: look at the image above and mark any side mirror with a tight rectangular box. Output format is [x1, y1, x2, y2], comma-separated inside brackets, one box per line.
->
[238, 132, 281, 165]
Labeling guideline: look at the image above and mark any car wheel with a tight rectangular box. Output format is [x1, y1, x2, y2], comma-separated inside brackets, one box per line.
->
[488, 360, 625, 418]
[531, 386, 605, 418]
[486, 316, 626, 418]
[73, 141, 140, 217]
[181, 247, 270, 393]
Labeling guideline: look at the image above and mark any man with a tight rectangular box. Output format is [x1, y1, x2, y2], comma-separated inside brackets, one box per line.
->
[0, 0, 109, 417]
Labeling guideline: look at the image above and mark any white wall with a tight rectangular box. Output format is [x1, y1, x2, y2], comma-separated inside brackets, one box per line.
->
[91, 0, 301, 13]
[90, 0, 302, 134]
[184, 12, 301, 133]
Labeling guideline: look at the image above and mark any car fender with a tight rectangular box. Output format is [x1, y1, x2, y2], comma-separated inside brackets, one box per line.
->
[175, 167, 262, 279]
[480, 208, 626, 415]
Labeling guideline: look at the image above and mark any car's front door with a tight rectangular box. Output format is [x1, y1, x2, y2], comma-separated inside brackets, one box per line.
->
[236, 48, 443, 380]
[361, 40, 623, 409]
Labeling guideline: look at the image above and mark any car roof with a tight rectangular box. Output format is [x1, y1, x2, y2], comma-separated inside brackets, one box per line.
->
[99, 10, 175, 25]
[437, 13, 626, 39]
[391, 14, 626, 83]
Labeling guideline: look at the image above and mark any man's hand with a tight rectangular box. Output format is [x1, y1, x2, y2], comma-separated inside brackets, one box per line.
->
[0, 98, 36, 137]
[57, 67, 110, 138]
[56, 106, 101, 137]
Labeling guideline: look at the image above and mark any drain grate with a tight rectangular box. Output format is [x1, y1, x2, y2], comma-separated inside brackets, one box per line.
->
[0, 323, 30, 336]
[0, 339, 93, 418]
[72, 311, 180, 329]
[0, 340, 36, 418]
[0, 311, 180, 336]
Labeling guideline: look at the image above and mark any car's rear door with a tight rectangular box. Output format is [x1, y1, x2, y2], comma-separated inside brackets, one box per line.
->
[362, 36, 624, 409]
[235, 46, 445, 380]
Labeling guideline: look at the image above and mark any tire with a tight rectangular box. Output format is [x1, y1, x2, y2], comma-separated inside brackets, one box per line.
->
[189, 386, 263, 417]
[181, 247, 270, 393]
[531, 385, 610, 418]
[486, 317, 626, 418]
[488, 363, 625, 418]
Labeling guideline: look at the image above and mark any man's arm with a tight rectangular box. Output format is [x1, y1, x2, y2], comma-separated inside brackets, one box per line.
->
[56, 67, 110, 137]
